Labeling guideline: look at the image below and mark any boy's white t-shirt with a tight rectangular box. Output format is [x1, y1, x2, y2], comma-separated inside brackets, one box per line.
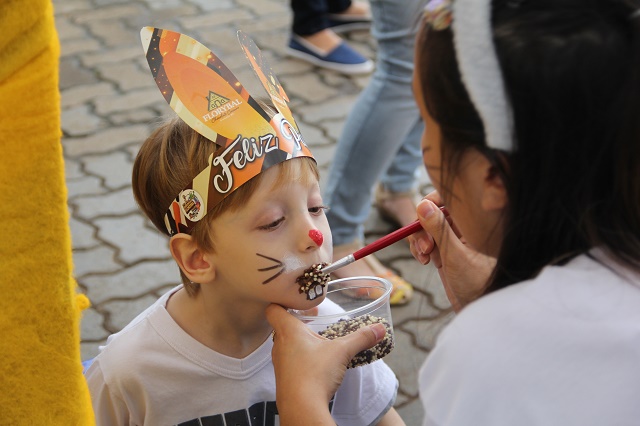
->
[419, 251, 640, 426]
[86, 286, 398, 426]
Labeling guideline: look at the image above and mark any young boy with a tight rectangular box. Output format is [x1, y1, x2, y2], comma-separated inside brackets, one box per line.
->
[84, 114, 400, 425]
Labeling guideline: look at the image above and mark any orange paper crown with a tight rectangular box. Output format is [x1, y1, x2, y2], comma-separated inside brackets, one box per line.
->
[140, 27, 314, 235]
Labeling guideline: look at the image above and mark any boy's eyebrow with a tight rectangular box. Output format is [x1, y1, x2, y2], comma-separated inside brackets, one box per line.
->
[422, 146, 432, 153]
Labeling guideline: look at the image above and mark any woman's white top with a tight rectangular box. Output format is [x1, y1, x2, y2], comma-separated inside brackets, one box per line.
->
[420, 250, 640, 426]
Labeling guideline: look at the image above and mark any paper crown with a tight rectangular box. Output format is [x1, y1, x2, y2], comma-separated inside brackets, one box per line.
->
[140, 27, 315, 236]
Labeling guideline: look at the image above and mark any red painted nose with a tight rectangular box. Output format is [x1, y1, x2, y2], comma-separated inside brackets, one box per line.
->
[309, 229, 324, 246]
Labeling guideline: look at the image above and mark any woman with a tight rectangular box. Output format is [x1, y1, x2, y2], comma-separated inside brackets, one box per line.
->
[267, 0, 640, 424]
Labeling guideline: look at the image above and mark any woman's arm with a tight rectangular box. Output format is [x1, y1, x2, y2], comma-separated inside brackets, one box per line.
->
[265, 304, 386, 425]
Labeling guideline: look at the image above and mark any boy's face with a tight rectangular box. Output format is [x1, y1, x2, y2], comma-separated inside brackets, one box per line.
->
[208, 160, 332, 310]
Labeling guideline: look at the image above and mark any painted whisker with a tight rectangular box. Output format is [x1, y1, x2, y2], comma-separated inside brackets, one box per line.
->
[256, 253, 285, 285]
[258, 265, 281, 271]
[261, 269, 284, 285]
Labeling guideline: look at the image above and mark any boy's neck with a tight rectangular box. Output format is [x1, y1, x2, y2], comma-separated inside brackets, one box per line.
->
[166, 286, 273, 358]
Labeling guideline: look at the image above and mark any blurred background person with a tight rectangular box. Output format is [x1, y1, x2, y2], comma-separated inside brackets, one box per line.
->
[324, 0, 428, 305]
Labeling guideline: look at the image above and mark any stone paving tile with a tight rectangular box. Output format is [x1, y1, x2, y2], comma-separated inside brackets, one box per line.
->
[61, 104, 107, 136]
[93, 87, 162, 115]
[60, 38, 102, 57]
[72, 186, 138, 219]
[82, 151, 133, 189]
[55, 15, 87, 40]
[94, 214, 171, 264]
[69, 216, 100, 250]
[81, 259, 179, 305]
[80, 307, 109, 341]
[96, 62, 156, 91]
[66, 174, 107, 199]
[63, 125, 149, 157]
[55, 0, 452, 421]
[102, 293, 162, 331]
[72, 245, 121, 277]
[59, 57, 98, 90]
[61, 82, 115, 108]
[80, 46, 142, 68]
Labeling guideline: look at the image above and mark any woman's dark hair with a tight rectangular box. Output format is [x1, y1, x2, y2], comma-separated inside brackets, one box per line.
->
[418, 0, 640, 293]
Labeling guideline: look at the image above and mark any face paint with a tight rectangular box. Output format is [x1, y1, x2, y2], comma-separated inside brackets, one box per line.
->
[295, 263, 330, 300]
[309, 229, 324, 246]
[282, 252, 304, 273]
[256, 253, 284, 284]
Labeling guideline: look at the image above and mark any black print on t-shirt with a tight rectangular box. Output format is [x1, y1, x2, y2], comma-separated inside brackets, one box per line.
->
[176, 397, 335, 426]
[176, 401, 278, 426]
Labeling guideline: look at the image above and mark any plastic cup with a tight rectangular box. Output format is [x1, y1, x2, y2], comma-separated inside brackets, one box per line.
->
[289, 276, 394, 368]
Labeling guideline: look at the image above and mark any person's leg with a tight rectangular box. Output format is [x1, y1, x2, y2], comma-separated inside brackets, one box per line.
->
[288, 0, 373, 75]
[326, 0, 353, 14]
[324, 0, 427, 245]
[375, 118, 424, 227]
[379, 120, 424, 194]
[326, 0, 372, 33]
[291, 0, 328, 36]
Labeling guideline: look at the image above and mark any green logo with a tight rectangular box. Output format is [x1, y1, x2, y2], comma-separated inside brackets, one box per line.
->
[207, 91, 230, 111]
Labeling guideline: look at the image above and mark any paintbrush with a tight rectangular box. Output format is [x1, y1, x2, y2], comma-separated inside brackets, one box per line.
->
[322, 206, 447, 275]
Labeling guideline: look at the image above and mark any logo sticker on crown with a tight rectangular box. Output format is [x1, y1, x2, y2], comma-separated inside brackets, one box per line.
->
[140, 27, 315, 235]
[179, 189, 204, 222]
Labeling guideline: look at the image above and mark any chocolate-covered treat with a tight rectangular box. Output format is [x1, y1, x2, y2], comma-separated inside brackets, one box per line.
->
[296, 263, 329, 300]
[318, 314, 394, 368]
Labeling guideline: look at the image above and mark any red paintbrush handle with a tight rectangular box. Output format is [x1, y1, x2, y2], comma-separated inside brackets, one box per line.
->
[352, 220, 424, 261]
[350, 206, 448, 262]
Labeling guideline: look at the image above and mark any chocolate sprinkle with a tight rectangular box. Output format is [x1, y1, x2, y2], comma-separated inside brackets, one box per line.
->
[295, 263, 329, 300]
[318, 314, 394, 368]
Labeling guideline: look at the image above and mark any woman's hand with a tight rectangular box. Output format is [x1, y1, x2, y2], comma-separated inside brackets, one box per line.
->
[265, 304, 386, 425]
[408, 191, 495, 312]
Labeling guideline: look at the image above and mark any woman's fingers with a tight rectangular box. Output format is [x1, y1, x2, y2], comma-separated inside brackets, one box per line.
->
[422, 189, 443, 206]
[265, 303, 314, 337]
[414, 198, 494, 312]
[415, 199, 465, 262]
[408, 229, 433, 265]
[266, 304, 385, 360]
[337, 322, 386, 361]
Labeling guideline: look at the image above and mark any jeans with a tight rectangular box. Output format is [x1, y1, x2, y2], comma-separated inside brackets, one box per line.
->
[291, 0, 352, 36]
[324, 0, 427, 246]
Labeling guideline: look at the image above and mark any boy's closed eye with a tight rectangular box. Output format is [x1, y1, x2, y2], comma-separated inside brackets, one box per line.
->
[308, 205, 329, 215]
[258, 217, 285, 231]
[257, 206, 327, 230]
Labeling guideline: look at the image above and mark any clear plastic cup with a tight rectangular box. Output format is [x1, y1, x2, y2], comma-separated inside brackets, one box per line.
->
[289, 276, 394, 368]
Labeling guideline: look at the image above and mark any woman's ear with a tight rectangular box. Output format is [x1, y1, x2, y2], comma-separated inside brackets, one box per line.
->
[481, 164, 508, 212]
[169, 234, 215, 283]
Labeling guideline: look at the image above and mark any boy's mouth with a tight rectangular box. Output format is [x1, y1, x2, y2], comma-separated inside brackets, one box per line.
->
[295, 263, 330, 300]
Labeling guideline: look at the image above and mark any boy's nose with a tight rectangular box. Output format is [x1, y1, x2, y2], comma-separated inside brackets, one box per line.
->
[309, 229, 324, 246]
[301, 228, 323, 252]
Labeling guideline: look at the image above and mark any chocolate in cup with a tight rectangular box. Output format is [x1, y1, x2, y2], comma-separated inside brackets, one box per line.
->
[289, 276, 394, 368]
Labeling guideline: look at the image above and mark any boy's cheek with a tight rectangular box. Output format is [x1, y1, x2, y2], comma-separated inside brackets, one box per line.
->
[286, 291, 326, 311]
[321, 224, 333, 258]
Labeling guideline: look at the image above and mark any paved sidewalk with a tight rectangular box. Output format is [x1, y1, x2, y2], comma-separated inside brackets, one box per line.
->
[55, 0, 452, 423]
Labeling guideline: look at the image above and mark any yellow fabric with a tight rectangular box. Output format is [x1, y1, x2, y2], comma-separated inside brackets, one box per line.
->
[0, 0, 94, 423]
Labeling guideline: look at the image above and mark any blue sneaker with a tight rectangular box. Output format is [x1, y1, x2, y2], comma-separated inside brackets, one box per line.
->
[286, 34, 374, 75]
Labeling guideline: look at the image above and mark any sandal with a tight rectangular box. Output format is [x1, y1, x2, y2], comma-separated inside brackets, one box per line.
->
[374, 184, 420, 229]
[332, 240, 414, 306]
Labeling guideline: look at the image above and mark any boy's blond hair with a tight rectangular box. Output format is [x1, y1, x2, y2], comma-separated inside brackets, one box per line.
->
[132, 115, 319, 296]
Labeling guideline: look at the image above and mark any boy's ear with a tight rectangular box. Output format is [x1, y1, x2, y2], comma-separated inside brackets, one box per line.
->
[480, 163, 507, 212]
[169, 234, 215, 283]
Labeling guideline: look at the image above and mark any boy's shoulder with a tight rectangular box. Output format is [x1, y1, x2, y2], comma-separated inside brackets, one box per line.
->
[94, 286, 182, 368]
